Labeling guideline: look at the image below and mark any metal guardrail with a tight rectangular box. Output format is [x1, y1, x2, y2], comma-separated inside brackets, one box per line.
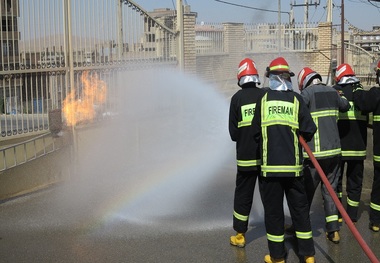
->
[0, 132, 63, 172]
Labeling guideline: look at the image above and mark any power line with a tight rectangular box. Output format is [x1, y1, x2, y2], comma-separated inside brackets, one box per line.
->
[214, 0, 289, 15]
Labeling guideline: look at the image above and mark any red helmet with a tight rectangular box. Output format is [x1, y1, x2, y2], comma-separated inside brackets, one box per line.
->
[265, 57, 295, 77]
[335, 63, 357, 84]
[237, 58, 261, 87]
[376, 60, 380, 72]
[297, 67, 322, 91]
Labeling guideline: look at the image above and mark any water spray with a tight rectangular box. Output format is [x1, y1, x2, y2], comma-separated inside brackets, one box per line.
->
[299, 136, 380, 263]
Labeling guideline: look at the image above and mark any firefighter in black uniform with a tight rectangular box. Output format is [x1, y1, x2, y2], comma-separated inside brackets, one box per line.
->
[333, 63, 368, 223]
[252, 57, 316, 263]
[353, 60, 380, 232]
[229, 58, 266, 247]
[297, 67, 350, 244]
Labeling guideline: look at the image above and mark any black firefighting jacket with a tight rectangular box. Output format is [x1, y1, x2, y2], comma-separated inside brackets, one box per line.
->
[353, 86, 380, 167]
[252, 89, 317, 177]
[301, 83, 350, 159]
[333, 83, 368, 160]
[229, 83, 266, 171]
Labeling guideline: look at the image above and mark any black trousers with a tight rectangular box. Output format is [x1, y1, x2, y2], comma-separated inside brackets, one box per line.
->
[232, 170, 259, 233]
[303, 156, 341, 232]
[259, 176, 315, 259]
[337, 160, 364, 221]
[370, 166, 380, 224]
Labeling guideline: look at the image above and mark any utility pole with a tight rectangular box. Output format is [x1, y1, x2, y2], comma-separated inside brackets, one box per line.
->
[117, 0, 123, 60]
[304, 0, 309, 28]
[176, 0, 184, 71]
[326, 0, 333, 23]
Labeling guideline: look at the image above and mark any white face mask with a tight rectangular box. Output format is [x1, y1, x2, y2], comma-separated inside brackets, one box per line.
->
[269, 74, 293, 91]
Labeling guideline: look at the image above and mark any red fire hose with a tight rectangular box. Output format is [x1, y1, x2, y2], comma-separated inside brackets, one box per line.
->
[299, 136, 380, 263]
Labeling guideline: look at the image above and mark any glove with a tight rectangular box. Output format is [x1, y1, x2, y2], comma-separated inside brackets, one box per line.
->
[352, 82, 363, 92]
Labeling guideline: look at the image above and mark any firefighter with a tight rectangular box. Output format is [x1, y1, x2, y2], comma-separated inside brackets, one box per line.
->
[297, 67, 350, 244]
[333, 63, 368, 223]
[228, 58, 266, 247]
[252, 57, 316, 263]
[353, 60, 380, 232]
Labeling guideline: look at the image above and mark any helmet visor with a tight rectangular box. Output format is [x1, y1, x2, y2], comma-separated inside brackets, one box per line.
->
[269, 74, 293, 91]
[239, 75, 261, 86]
[337, 76, 360, 85]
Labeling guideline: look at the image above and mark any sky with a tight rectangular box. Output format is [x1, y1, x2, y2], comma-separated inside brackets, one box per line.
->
[133, 0, 380, 31]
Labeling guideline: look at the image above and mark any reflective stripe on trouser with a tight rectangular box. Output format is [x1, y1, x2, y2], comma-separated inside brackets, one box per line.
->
[338, 160, 364, 221]
[233, 170, 259, 233]
[341, 150, 366, 158]
[259, 176, 315, 259]
[237, 159, 261, 168]
[370, 167, 380, 224]
[303, 157, 341, 232]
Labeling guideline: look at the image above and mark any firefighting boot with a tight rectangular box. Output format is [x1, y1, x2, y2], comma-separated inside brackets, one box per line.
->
[304, 255, 315, 263]
[264, 255, 285, 263]
[326, 231, 340, 244]
[230, 233, 245, 248]
[369, 222, 380, 232]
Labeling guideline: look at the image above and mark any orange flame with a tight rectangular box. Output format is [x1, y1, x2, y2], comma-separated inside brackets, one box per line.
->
[63, 71, 107, 126]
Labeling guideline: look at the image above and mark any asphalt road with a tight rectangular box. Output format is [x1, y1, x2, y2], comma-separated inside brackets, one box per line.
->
[1, 158, 380, 263]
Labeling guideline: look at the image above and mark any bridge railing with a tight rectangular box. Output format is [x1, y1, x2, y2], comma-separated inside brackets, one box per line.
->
[244, 22, 319, 53]
[0, 0, 177, 139]
[0, 132, 62, 171]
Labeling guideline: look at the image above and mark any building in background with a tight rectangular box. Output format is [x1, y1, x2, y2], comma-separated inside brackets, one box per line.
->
[0, 0, 21, 114]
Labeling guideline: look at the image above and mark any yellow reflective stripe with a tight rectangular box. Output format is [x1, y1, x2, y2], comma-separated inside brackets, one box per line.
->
[337, 192, 343, 198]
[238, 121, 251, 128]
[339, 101, 367, 121]
[262, 94, 269, 168]
[261, 165, 303, 173]
[293, 97, 300, 168]
[233, 211, 249, 221]
[370, 202, 380, 212]
[267, 233, 284, 242]
[239, 103, 256, 128]
[262, 120, 299, 128]
[374, 155, 380, 163]
[269, 64, 290, 71]
[295, 231, 313, 239]
[303, 148, 341, 158]
[237, 159, 261, 167]
[341, 150, 366, 157]
[373, 115, 380, 122]
[326, 215, 339, 223]
[347, 197, 359, 207]
[311, 109, 339, 118]
[313, 116, 321, 153]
